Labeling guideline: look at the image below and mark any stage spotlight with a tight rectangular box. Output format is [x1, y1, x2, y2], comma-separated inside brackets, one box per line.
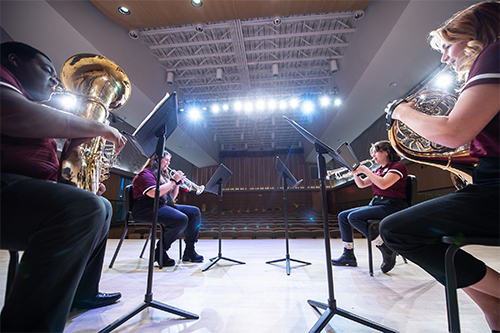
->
[222, 104, 229, 111]
[435, 73, 454, 89]
[188, 107, 202, 121]
[302, 100, 315, 114]
[244, 101, 254, 113]
[334, 98, 342, 106]
[234, 101, 243, 112]
[268, 99, 277, 110]
[279, 100, 287, 110]
[211, 104, 220, 113]
[320, 96, 330, 107]
[256, 99, 266, 111]
[290, 98, 300, 109]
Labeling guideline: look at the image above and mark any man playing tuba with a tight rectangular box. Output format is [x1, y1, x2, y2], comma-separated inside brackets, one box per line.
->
[0, 41, 126, 332]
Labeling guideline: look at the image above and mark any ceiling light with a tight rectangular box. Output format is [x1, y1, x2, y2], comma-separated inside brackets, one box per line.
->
[222, 104, 229, 111]
[289, 98, 300, 109]
[118, 6, 131, 15]
[234, 101, 243, 112]
[211, 104, 220, 113]
[191, 0, 203, 7]
[302, 100, 315, 114]
[334, 98, 342, 106]
[188, 107, 201, 121]
[320, 96, 330, 107]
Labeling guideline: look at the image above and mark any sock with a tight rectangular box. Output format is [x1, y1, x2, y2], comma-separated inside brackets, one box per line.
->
[343, 242, 354, 250]
[373, 235, 384, 247]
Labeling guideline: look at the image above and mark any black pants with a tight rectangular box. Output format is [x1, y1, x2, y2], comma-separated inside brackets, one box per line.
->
[380, 158, 499, 288]
[132, 198, 201, 251]
[0, 173, 112, 332]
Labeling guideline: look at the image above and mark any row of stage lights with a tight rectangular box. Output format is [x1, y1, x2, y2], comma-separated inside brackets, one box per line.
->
[179, 95, 343, 121]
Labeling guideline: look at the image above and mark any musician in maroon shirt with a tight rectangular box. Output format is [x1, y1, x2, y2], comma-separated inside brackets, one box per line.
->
[380, 2, 500, 330]
[0, 42, 126, 332]
[331, 141, 408, 274]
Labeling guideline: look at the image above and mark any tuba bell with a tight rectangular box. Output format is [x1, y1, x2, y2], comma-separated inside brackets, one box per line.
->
[386, 64, 477, 189]
[57, 53, 131, 193]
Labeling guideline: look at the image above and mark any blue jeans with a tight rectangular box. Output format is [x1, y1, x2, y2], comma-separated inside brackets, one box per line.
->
[0, 173, 112, 332]
[338, 198, 408, 243]
[132, 198, 201, 250]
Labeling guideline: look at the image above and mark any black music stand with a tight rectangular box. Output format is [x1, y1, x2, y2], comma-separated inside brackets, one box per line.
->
[202, 164, 245, 272]
[100, 93, 198, 333]
[266, 156, 310, 275]
[284, 116, 398, 333]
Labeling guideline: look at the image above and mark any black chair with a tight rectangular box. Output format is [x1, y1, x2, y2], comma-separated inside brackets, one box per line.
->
[109, 185, 170, 269]
[442, 235, 500, 333]
[366, 174, 418, 276]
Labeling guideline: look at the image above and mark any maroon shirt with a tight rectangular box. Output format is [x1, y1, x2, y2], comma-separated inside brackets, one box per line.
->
[132, 168, 159, 200]
[463, 39, 500, 158]
[371, 161, 408, 199]
[0, 65, 59, 181]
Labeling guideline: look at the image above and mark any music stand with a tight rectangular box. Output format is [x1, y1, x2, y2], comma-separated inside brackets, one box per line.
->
[100, 93, 198, 333]
[266, 156, 310, 275]
[202, 164, 246, 272]
[284, 116, 398, 333]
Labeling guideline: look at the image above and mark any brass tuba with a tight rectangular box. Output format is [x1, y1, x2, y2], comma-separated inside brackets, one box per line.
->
[386, 64, 477, 189]
[57, 53, 131, 193]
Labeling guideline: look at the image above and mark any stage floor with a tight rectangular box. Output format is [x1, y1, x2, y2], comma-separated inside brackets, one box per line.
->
[1, 238, 498, 332]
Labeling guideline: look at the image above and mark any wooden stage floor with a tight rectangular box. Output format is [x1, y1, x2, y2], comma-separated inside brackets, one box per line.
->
[1, 238, 498, 332]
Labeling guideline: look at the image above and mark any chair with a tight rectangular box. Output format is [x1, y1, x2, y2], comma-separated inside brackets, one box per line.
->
[441, 235, 500, 333]
[367, 174, 417, 276]
[109, 185, 173, 269]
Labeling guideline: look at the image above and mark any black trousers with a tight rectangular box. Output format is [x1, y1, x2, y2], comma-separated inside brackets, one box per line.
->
[380, 158, 499, 288]
[132, 198, 201, 251]
[0, 173, 112, 332]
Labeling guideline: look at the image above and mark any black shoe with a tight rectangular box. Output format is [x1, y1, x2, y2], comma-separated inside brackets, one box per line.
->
[182, 245, 204, 263]
[331, 248, 357, 267]
[71, 292, 121, 311]
[155, 249, 176, 267]
[377, 243, 396, 273]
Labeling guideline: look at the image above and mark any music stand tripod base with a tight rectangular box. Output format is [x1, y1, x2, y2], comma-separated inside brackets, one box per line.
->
[201, 164, 245, 272]
[266, 156, 310, 275]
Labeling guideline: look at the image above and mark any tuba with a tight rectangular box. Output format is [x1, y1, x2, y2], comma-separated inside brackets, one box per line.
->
[57, 54, 131, 193]
[386, 64, 477, 189]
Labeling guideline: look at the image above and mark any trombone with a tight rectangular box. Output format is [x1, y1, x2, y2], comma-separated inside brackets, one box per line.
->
[326, 159, 375, 180]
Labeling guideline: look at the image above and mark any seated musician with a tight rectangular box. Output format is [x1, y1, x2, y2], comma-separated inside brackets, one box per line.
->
[0, 41, 125, 332]
[331, 141, 408, 274]
[131, 150, 203, 267]
[380, 2, 499, 330]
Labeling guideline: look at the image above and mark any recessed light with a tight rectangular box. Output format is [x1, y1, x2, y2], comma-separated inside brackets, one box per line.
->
[191, 0, 203, 7]
[118, 6, 131, 15]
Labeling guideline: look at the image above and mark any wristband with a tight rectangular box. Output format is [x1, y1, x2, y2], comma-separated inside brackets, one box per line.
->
[170, 178, 182, 186]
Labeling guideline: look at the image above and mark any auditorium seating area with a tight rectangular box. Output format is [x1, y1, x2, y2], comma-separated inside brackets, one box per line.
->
[197, 210, 340, 239]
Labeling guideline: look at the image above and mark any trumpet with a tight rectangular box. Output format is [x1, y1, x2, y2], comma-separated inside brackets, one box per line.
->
[167, 167, 205, 195]
[326, 159, 375, 180]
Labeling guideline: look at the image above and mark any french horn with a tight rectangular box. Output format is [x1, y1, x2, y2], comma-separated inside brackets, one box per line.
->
[386, 64, 477, 189]
[57, 54, 131, 193]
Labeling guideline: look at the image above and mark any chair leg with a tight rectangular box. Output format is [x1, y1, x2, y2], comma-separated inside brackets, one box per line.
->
[179, 235, 182, 261]
[367, 223, 374, 276]
[6, 250, 19, 298]
[445, 244, 461, 333]
[109, 221, 129, 268]
[140, 231, 151, 258]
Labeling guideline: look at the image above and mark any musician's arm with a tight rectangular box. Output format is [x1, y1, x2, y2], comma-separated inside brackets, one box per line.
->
[352, 171, 371, 188]
[389, 84, 499, 148]
[0, 87, 126, 151]
[355, 165, 400, 190]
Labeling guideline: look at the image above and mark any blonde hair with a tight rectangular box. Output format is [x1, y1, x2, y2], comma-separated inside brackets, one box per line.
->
[429, 1, 499, 82]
